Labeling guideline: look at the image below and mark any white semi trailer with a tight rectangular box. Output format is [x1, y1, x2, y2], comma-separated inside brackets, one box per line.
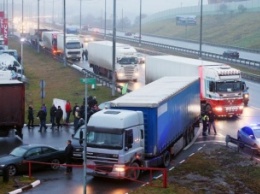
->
[88, 41, 139, 81]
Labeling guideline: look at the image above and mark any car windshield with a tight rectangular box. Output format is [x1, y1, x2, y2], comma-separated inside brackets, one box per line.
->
[216, 82, 242, 93]
[118, 57, 138, 65]
[253, 129, 260, 138]
[10, 147, 28, 157]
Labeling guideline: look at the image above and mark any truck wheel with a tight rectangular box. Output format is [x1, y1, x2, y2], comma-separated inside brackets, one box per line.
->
[127, 162, 140, 180]
[162, 151, 171, 167]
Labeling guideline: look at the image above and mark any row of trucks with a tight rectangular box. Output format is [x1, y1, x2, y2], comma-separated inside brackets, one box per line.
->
[145, 55, 248, 117]
[40, 31, 82, 60]
[72, 76, 201, 179]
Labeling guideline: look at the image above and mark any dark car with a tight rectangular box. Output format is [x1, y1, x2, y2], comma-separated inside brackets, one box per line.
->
[237, 124, 260, 153]
[223, 50, 239, 59]
[125, 32, 132, 36]
[0, 144, 66, 176]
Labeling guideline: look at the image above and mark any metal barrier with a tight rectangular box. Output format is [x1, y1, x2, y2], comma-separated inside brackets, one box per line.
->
[23, 160, 168, 188]
[225, 135, 259, 159]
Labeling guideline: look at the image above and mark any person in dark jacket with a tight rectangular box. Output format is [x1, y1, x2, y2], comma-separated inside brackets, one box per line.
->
[55, 106, 63, 130]
[27, 105, 34, 129]
[207, 110, 217, 135]
[50, 104, 57, 129]
[65, 140, 74, 174]
[37, 108, 47, 132]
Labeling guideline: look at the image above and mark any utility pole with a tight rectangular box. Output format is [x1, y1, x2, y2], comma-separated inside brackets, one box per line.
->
[63, 0, 66, 66]
[199, 0, 203, 59]
[112, 0, 116, 96]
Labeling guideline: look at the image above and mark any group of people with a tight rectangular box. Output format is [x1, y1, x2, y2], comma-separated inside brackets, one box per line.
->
[27, 100, 73, 132]
[201, 110, 217, 136]
[73, 96, 100, 132]
[27, 97, 100, 133]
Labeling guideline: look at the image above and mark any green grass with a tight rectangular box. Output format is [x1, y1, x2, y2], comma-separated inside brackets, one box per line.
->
[0, 176, 36, 194]
[129, 145, 260, 194]
[139, 12, 260, 50]
[8, 37, 119, 124]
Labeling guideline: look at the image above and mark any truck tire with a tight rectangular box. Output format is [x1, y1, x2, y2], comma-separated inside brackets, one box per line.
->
[127, 162, 140, 180]
[162, 151, 171, 167]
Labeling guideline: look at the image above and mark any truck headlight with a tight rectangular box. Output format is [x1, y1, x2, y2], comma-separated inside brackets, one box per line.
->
[244, 94, 249, 98]
[215, 106, 223, 112]
[114, 164, 125, 172]
[239, 105, 244, 110]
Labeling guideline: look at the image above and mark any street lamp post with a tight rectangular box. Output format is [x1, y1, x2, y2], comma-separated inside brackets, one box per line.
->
[104, 0, 106, 38]
[37, 0, 40, 53]
[139, 0, 142, 46]
[199, 0, 203, 59]
[20, 37, 25, 76]
[63, 0, 66, 66]
[80, 0, 81, 32]
[112, 0, 116, 97]
[22, 0, 24, 37]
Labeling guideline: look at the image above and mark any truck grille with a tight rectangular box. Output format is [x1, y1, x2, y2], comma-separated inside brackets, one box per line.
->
[123, 66, 135, 78]
[95, 162, 113, 173]
[68, 51, 80, 55]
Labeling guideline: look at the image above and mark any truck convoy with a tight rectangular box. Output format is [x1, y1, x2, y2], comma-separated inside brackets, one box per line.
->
[72, 76, 201, 179]
[40, 31, 82, 60]
[145, 55, 245, 117]
[0, 80, 25, 138]
[88, 41, 139, 81]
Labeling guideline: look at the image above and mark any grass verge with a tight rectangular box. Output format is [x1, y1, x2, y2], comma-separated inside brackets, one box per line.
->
[129, 144, 260, 194]
[0, 176, 36, 194]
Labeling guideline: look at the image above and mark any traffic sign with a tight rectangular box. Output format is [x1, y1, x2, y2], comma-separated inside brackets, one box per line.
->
[80, 78, 96, 84]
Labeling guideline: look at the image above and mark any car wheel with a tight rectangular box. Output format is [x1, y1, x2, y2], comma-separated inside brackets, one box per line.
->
[7, 164, 17, 176]
[50, 159, 61, 170]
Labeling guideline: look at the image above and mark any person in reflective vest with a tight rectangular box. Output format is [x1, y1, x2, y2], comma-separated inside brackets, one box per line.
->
[202, 113, 209, 136]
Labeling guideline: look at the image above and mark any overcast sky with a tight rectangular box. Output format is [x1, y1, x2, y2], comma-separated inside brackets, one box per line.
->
[10, 0, 201, 24]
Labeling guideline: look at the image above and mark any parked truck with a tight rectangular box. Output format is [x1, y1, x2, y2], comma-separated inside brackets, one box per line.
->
[72, 76, 201, 179]
[40, 30, 61, 54]
[0, 80, 25, 138]
[145, 55, 245, 117]
[88, 41, 139, 81]
[57, 33, 82, 60]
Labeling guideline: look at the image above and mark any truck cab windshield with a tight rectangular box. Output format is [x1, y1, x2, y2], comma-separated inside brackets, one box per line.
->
[117, 57, 138, 65]
[66, 42, 81, 49]
[87, 131, 123, 150]
[216, 81, 242, 93]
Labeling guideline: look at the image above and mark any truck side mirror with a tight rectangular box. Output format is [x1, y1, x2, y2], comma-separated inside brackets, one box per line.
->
[209, 82, 215, 92]
[79, 130, 83, 145]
